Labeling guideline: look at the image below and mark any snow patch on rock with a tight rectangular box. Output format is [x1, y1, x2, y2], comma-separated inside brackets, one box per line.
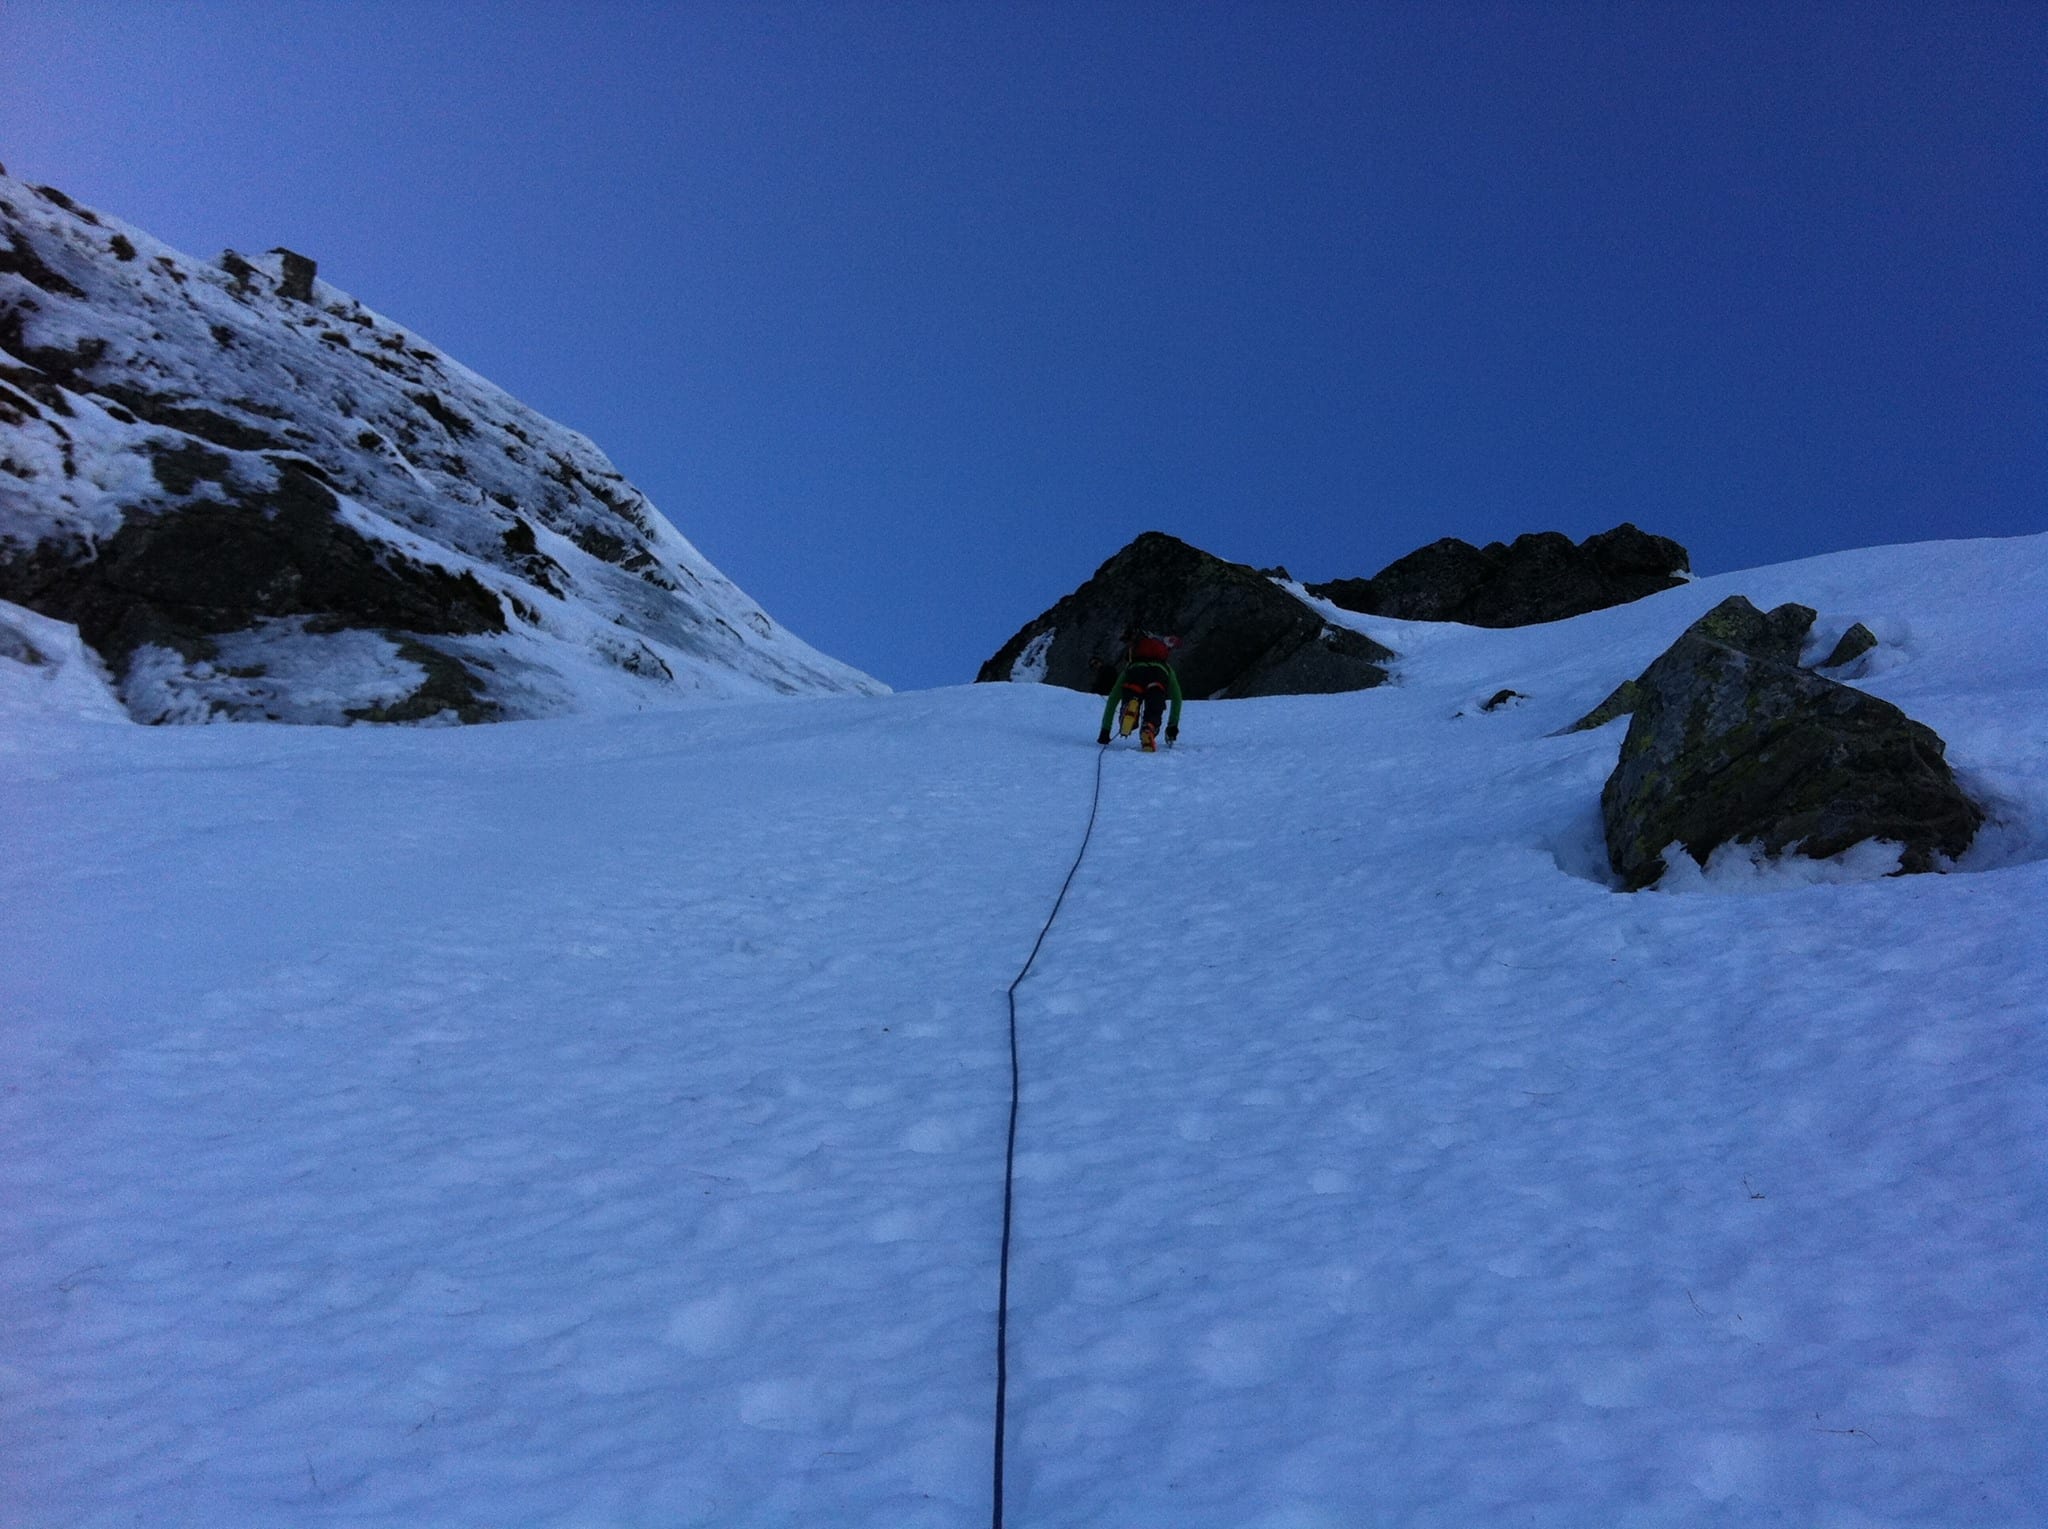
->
[1009, 629, 1054, 682]
[0, 170, 884, 723]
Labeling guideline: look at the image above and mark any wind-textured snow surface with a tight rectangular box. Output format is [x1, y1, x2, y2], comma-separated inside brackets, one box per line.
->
[4, 535, 2045, 1527]
[0, 170, 881, 720]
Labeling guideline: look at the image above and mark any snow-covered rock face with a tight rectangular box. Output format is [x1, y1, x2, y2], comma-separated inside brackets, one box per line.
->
[0, 171, 883, 723]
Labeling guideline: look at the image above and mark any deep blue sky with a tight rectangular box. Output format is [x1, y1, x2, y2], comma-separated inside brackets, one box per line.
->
[4, 2, 2043, 689]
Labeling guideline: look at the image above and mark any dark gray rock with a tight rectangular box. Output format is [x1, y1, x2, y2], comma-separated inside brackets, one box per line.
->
[1681, 594, 1816, 665]
[1602, 596, 1980, 889]
[0, 455, 507, 719]
[1310, 537, 1497, 623]
[1820, 622, 1879, 670]
[271, 248, 316, 303]
[1, 227, 88, 299]
[977, 531, 1393, 700]
[1562, 596, 1817, 734]
[1309, 522, 1690, 628]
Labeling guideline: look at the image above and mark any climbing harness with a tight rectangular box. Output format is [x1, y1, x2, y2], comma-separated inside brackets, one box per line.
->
[992, 739, 1109, 1529]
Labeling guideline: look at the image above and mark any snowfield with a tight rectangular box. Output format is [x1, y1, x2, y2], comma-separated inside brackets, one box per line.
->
[4, 534, 2045, 1527]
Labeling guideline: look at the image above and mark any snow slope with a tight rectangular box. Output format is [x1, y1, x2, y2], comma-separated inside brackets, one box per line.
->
[0, 170, 880, 720]
[0, 598, 126, 726]
[4, 534, 2045, 1526]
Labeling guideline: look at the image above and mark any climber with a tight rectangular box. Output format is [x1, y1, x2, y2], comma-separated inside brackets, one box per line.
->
[1097, 635, 1182, 752]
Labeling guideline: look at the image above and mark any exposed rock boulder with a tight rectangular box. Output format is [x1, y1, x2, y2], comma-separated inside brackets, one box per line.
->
[1819, 622, 1878, 671]
[977, 531, 1393, 700]
[1601, 596, 1981, 889]
[1682, 593, 1817, 664]
[1309, 523, 1689, 627]
[1311, 537, 1495, 623]
[0, 170, 880, 723]
[1561, 597, 1823, 737]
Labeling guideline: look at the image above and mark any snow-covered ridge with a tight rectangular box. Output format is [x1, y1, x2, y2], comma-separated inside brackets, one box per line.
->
[0, 170, 883, 722]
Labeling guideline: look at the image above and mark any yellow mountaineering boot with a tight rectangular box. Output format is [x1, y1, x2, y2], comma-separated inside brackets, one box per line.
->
[1140, 721, 1158, 752]
[1119, 697, 1142, 737]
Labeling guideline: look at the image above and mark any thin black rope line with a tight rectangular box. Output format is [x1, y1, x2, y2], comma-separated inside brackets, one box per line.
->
[993, 740, 1108, 1529]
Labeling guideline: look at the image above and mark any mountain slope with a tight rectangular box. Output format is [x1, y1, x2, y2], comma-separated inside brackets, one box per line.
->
[0, 170, 880, 721]
[4, 533, 2044, 1526]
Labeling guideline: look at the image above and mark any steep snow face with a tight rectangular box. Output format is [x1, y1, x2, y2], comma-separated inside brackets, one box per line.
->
[0, 171, 882, 722]
[5, 533, 2046, 1527]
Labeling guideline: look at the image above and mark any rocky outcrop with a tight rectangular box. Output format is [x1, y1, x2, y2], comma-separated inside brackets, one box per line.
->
[0, 171, 880, 723]
[1599, 596, 1981, 889]
[1819, 622, 1878, 672]
[1309, 523, 1689, 627]
[3, 455, 510, 720]
[977, 531, 1393, 700]
[1561, 598, 1821, 736]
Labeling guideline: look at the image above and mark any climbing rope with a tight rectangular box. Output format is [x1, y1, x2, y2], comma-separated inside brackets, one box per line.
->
[992, 740, 1109, 1529]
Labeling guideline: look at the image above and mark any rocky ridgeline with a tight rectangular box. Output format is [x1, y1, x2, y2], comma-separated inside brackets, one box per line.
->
[1570, 596, 1980, 888]
[0, 169, 878, 723]
[978, 531, 1395, 699]
[978, 522, 1689, 701]
[1307, 523, 1690, 627]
